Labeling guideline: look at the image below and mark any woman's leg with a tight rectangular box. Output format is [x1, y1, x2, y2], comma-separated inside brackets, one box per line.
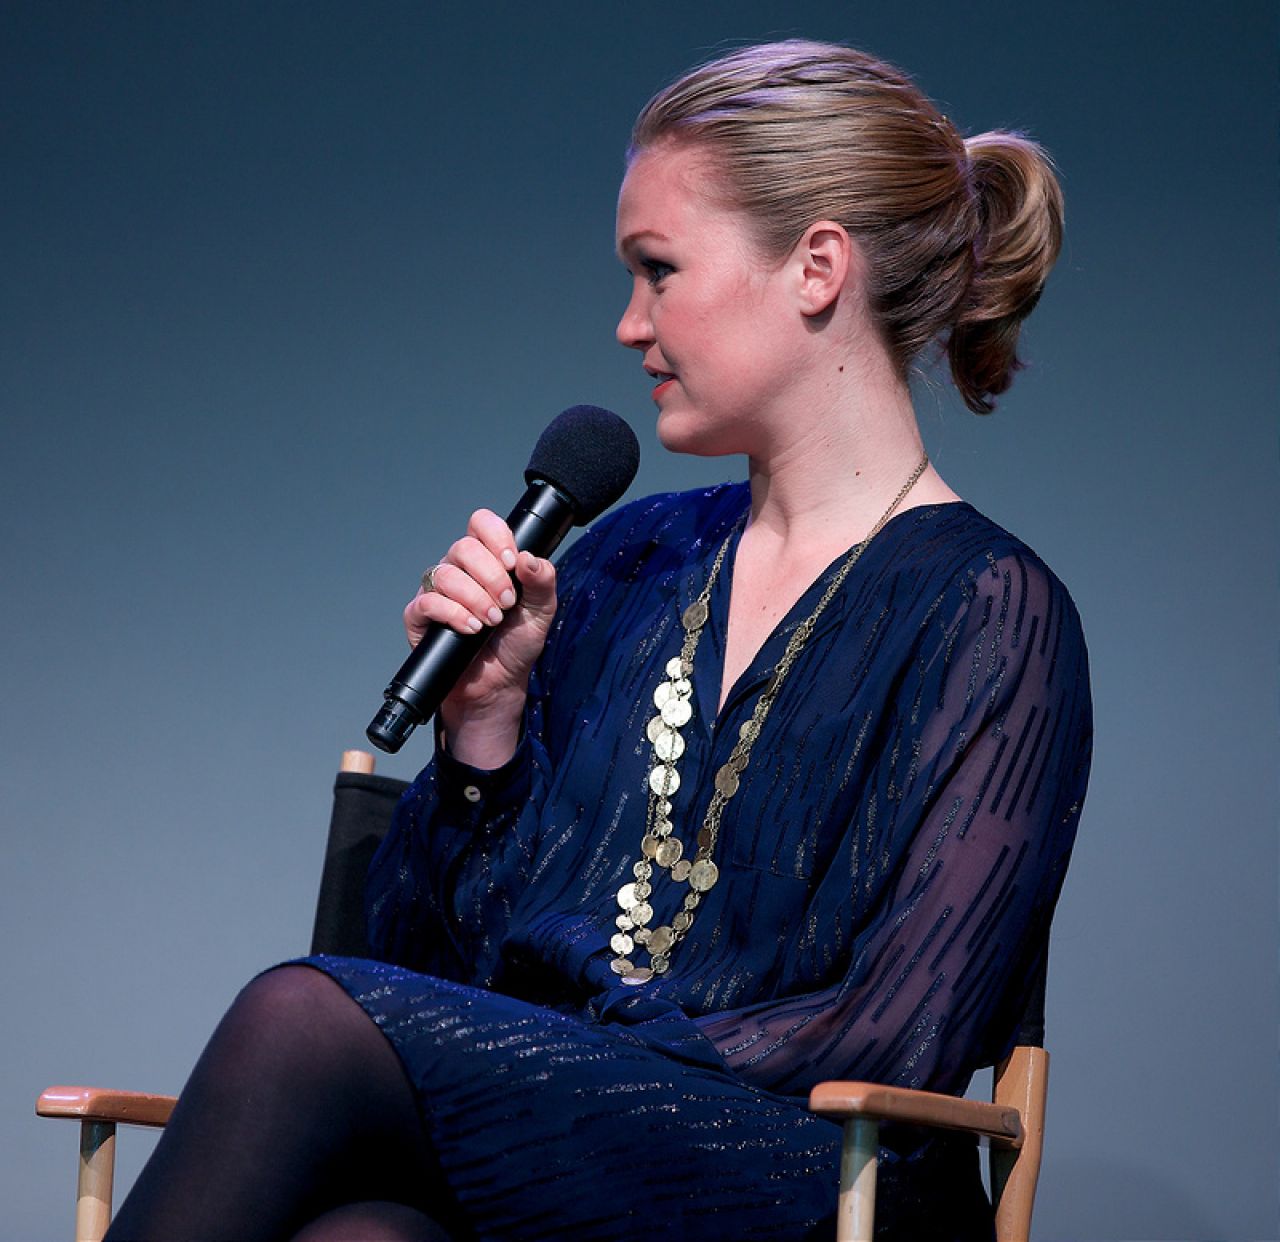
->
[105, 965, 464, 1241]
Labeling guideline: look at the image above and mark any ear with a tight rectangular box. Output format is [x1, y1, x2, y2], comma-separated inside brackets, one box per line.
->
[791, 221, 857, 318]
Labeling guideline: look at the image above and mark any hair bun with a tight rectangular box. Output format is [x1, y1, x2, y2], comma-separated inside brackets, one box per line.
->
[948, 132, 1064, 412]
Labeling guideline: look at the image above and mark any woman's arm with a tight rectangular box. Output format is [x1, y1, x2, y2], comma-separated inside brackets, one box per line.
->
[696, 549, 1092, 1097]
[362, 515, 604, 981]
[364, 678, 554, 982]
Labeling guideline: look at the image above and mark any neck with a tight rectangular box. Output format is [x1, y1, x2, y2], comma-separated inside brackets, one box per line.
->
[744, 381, 952, 553]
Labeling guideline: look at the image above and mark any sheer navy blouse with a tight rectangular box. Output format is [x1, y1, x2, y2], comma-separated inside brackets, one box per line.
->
[366, 484, 1092, 1102]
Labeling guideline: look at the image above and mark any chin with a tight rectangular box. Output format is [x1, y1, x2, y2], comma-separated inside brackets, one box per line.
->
[655, 407, 741, 459]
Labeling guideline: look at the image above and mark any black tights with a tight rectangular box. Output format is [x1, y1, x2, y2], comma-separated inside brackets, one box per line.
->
[105, 966, 467, 1242]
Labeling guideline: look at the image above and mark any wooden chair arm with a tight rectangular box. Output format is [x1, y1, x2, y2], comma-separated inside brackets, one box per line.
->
[37, 1088, 176, 1241]
[808, 1081, 1023, 1147]
[38, 1085, 176, 1129]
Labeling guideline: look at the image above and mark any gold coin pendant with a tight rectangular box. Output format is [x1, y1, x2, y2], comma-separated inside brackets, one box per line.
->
[649, 766, 680, 796]
[714, 764, 740, 797]
[661, 697, 692, 728]
[682, 600, 709, 629]
[689, 859, 720, 892]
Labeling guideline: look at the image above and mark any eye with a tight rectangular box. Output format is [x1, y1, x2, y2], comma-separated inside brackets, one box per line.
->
[642, 259, 674, 287]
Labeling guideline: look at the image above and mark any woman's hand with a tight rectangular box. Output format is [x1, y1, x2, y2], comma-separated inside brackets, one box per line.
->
[404, 508, 557, 769]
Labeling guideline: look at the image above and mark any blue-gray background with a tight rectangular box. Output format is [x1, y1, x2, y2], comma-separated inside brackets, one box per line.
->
[4, 3, 1276, 1239]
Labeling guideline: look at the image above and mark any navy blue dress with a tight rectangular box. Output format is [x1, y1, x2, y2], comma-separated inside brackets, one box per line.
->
[304, 484, 1092, 1240]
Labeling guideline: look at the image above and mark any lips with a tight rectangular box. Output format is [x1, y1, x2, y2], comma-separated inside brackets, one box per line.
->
[645, 363, 677, 401]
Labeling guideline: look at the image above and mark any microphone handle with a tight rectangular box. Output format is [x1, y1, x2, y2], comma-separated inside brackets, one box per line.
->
[365, 480, 576, 754]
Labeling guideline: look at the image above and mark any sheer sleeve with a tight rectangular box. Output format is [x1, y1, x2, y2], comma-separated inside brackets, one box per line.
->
[695, 550, 1092, 1097]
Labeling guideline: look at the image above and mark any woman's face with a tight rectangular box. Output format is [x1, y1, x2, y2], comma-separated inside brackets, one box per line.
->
[615, 143, 799, 457]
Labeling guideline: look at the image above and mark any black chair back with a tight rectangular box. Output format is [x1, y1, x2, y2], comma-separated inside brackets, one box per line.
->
[310, 770, 409, 956]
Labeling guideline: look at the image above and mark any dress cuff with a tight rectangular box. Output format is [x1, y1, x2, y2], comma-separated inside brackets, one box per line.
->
[431, 722, 533, 826]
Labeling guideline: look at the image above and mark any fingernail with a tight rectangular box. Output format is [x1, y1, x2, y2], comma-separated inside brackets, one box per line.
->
[467, 616, 483, 633]
[499, 589, 516, 608]
[501, 549, 517, 569]
[487, 607, 503, 625]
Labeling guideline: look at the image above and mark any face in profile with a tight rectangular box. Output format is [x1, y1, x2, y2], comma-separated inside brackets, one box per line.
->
[615, 143, 803, 458]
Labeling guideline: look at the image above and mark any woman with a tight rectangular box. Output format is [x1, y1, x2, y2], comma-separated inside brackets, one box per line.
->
[107, 40, 1090, 1242]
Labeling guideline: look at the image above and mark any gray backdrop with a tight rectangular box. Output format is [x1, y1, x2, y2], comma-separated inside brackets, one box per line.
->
[4, 3, 1276, 1239]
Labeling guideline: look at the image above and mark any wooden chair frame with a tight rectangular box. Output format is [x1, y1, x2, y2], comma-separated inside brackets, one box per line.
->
[808, 1043, 1049, 1241]
[38, 750, 1050, 1242]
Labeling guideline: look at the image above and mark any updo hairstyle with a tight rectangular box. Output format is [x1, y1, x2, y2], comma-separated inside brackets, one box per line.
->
[630, 40, 1064, 413]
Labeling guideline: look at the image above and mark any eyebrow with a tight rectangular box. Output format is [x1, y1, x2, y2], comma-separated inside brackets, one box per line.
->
[616, 229, 671, 260]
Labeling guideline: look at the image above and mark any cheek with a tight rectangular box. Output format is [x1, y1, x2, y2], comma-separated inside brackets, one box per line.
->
[654, 278, 772, 382]
[669, 299, 737, 367]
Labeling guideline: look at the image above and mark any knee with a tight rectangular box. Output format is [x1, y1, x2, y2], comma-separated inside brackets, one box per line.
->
[292, 1201, 456, 1242]
[225, 964, 352, 1039]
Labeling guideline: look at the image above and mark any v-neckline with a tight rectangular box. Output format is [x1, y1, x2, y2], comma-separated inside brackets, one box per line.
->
[686, 498, 970, 725]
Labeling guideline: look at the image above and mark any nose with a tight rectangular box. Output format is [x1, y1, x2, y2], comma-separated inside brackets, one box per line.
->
[615, 286, 652, 351]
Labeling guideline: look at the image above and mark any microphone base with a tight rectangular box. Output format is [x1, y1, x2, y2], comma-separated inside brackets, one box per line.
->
[366, 698, 423, 754]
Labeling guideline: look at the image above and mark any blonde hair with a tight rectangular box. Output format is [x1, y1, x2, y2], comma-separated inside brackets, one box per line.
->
[630, 40, 1064, 413]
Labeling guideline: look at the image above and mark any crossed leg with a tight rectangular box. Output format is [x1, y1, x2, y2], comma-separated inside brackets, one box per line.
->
[105, 965, 465, 1242]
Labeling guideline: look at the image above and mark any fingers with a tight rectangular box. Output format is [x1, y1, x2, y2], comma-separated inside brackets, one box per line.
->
[403, 511, 558, 646]
[466, 507, 519, 578]
[513, 550, 557, 616]
[443, 508, 518, 609]
[442, 558, 513, 623]
[428, 510, 514, 623]
[404, 581, 485, 642]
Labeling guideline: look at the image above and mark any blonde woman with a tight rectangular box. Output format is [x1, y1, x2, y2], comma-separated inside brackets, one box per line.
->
[109, 40, 1090, 1242]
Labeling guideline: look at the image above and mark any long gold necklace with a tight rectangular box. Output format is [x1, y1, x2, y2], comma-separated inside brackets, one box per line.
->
[610, 455, 931, 985]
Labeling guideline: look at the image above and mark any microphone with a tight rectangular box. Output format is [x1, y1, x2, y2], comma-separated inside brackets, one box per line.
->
[366, 405, 641, 754]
